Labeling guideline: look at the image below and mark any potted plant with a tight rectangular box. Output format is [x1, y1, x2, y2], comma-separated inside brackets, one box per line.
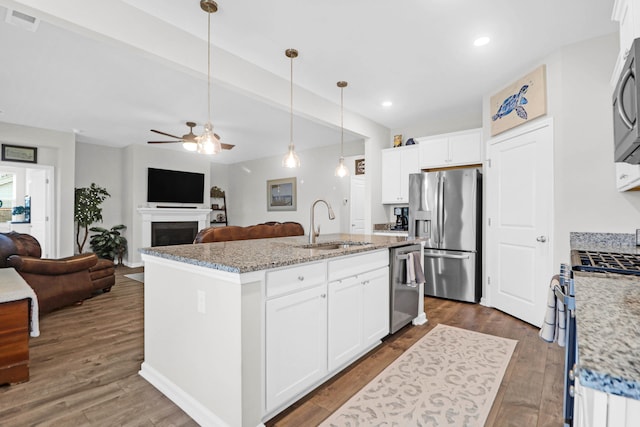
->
[74, 183, 110, 253]
[89, 224, 127, 265]
[11, 206, 25, 222]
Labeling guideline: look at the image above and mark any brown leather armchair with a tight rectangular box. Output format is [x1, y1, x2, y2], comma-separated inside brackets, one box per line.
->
[0, 232, 115, 314]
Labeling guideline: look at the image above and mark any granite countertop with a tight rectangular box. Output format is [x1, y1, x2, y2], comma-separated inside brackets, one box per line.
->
[570, 232, 640, 399]
[140, 233, 421, 274]
[574, 274, 640, 400]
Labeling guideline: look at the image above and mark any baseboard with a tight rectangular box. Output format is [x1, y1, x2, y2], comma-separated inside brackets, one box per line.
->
[139, 362, 233, 427]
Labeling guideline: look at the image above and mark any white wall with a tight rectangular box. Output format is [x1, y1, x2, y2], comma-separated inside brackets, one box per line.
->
[390, 107, 482, 143]
[0, 121, 75, 256]
[75, 142, 124, 251]
[482, 32, 640, 268]
[227, 143, 362, 234]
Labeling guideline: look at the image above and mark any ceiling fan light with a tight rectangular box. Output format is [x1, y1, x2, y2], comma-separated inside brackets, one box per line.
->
[183, 140, 198, 151]
[335, 157, 349, 177]
[282, 144, 300, 168]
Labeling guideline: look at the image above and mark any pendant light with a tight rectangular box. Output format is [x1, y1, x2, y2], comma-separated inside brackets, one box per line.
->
[195, 0, 222, 155]
[335, 81, 349, 177]
[282, 48, 301, 168]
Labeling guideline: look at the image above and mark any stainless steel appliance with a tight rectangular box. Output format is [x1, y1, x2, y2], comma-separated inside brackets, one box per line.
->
[613, 37, 640, 164]
[389, 243, 422, 334]
[408, 168, 482, 302]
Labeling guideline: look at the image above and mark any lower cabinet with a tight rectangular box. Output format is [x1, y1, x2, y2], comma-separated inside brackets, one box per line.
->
[574, 378, 640, 427]
[328, 266, 390, 372]
[265, 283, 328, 411]
[265, 250, 390, 413]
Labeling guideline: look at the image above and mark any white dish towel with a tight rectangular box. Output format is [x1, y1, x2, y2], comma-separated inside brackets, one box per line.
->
[406, 252, 416, 285]
[538, 275, 566, 347]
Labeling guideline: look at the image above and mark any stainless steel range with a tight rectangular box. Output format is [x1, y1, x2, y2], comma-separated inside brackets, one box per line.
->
[571, 249, 640, 276]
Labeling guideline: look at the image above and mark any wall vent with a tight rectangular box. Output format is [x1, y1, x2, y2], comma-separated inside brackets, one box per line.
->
[5, 9, 40, 32]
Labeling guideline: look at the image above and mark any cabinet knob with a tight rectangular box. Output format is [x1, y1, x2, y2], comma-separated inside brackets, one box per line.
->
[362, 280, 370, 285]
[620, 174, 629, 180]
[536, 236, 547, 243]
[320, 293, 326, 298]
[297, 276, 304, 281]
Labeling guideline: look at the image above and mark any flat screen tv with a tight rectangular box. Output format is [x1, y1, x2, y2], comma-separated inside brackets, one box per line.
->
[147, 168, 205, 204]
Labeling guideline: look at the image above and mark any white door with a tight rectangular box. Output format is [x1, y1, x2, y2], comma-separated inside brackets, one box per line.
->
[486, 119, 553, 327]
[26, 168, 52, 257]
[349, 176, 365, 234]
[327, 276, 363, 372]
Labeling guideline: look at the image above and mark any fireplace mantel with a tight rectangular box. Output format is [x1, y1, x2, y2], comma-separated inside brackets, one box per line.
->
[138, 208, 211, 248]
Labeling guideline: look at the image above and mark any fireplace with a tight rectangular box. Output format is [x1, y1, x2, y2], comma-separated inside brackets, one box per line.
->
[151, 221, 198, 246]
[137, 207, 211, 252]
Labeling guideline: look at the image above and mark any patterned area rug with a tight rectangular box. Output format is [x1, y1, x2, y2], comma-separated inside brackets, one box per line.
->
[320, 324, 517, 427]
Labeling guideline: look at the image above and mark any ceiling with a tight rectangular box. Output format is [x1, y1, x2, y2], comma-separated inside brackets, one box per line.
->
[0, 0, 617, 164]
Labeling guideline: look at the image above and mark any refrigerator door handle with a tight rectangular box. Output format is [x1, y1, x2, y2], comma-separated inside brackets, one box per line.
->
[424, 252, 471, 260]
[438, 174, 445, 245]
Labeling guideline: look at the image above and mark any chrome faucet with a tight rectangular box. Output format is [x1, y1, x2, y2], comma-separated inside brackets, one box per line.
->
[309, 199, 335, 244]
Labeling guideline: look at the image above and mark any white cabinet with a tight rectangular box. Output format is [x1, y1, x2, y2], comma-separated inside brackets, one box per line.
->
[327, 251, 389, 372]
[265, 250, 390, 413]
[418, 128, 482, 169]
[381, 145, 420, 204]
[265, 282, 328, 411]
[612, 0, 640, 84]
[574, 378, 640, 427]
[616, 161, 640, 191]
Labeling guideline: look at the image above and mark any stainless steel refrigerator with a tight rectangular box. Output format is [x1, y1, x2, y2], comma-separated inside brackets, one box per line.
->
[408, 168, 482, 302]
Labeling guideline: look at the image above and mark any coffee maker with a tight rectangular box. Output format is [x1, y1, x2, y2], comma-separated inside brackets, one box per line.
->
[392, 207, 409, 231]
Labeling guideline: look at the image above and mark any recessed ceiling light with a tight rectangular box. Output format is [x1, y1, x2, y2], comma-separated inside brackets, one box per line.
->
[474, 36, 490, 47]
[382, 101, 393, 107]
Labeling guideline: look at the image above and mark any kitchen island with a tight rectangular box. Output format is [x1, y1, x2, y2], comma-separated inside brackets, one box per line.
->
[139, 233, 425, 427]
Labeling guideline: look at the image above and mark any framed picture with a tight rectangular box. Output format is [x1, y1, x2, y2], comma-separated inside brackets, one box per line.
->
[1, 144, 37, 163]
[355, 158, 365, 175]
[267, 177, 297, 211]
[490, 64, 547, 136]
[393, 134, 403, 147]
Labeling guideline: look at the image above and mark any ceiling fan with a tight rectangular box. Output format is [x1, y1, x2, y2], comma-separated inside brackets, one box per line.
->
[148, 121, 235, 150]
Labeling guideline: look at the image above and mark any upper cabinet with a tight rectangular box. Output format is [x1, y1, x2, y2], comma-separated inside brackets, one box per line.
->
[417, 128, 483, 169]
[381, 145, 420, 204]
[612, 0, 640, 84]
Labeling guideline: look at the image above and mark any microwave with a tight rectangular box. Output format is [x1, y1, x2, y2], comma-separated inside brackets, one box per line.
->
[613, 38, 640, 164]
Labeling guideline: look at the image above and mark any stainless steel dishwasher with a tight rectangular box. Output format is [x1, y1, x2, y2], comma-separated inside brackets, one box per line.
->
[389, 244, 422, 334]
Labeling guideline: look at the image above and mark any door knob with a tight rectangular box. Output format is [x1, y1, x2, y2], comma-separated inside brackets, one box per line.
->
[536, 236, 547, 242]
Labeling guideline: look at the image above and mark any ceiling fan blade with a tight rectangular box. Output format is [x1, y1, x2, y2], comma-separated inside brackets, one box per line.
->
[221, 143, 235, 150]
[150, 129, 183, 139]
[147, 140, 182, 144]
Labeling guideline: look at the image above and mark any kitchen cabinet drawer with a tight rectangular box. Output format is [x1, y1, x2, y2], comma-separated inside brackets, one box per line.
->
[266, 261, 326, 298]
[418, 128, 482, 169]
[328, 249, 388, 282]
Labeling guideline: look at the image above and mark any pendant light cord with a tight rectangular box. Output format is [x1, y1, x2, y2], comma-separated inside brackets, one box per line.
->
[290, 54, 293, 145]
[207, 10, 212, 123]
[340, 86, 344, 156]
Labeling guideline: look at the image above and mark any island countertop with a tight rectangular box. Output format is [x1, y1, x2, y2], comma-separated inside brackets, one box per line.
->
[139, 233, 421, 273]
[574, 273, 640, 400]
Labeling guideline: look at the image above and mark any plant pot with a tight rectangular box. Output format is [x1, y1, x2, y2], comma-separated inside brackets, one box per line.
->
[12, 214, 25, 222]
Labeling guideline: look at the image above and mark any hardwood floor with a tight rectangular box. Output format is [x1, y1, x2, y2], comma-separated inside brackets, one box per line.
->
[0, 267, 565, 426]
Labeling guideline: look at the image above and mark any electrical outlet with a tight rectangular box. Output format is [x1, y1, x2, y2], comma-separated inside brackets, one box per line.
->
[197, 290, 206, 313]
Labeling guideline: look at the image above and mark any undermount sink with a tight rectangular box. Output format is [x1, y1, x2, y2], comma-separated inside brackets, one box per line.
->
[297, 241, 372, 250]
